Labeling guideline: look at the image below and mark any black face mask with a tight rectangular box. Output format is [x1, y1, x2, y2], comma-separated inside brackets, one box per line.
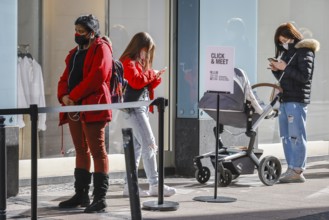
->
[75, 33, 90, 46]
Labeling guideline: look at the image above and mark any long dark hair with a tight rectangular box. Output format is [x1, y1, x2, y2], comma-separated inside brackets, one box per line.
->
[274, 22, 303, 57]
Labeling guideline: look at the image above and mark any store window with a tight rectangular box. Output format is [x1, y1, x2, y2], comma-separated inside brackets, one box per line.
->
[107, 0, 171, 154]
[176, 0, 199, 119]
[17, 0, 170, 159]
[177, 0, 258, 119]
[16, 0, 329, 161]
[197, 0, 329, 147]
[199, 0, 257, 116]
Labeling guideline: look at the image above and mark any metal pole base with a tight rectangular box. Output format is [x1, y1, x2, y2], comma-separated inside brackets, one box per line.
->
[193, 196, 237, 203]
[142, 200, 179, 211]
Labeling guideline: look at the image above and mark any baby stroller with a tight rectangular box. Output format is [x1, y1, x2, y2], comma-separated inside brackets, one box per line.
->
[194, 68, 282, 187]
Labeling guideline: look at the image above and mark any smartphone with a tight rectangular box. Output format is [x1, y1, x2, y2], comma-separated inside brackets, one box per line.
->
[159, 67, 167, 74]
[156, 67, 167, 78]
[268, 58, 278, 62]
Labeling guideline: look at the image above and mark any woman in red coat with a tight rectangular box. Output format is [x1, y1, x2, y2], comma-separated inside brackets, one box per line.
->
[120, 32, 176, 197]
[57, 14, 111, 213]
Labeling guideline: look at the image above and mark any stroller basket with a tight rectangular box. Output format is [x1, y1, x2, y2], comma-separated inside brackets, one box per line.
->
[210, 148, 263, 175]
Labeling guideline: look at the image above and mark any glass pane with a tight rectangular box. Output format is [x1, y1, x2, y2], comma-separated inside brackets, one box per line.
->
[108, 0, 170, 152]
[40, 0, 108, 158]
[1, 0, 17, 126]
[199, 0, 257, 120]
[177, 0, 199, 118]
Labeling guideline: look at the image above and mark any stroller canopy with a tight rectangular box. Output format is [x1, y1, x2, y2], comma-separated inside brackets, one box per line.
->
[199, 68, 262, 128]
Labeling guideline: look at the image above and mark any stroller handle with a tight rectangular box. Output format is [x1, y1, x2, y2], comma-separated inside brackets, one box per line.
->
[251, 83, 283, 93]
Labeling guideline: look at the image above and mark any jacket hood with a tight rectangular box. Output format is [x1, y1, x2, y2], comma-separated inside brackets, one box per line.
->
[295, 39, 320, 52]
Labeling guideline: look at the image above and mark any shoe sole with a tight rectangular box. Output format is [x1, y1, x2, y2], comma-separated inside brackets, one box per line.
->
[58, 203, 90, 208]
[279, 179, 305, 183]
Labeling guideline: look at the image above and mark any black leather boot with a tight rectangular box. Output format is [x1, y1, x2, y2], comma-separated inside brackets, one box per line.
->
[59, 168, 91, 208]
[84, 172, 109, 213]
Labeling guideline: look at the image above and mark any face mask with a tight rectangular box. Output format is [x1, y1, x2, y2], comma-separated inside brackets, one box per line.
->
[74, 33, 90, 46]
[282, 43, 289, 50]
[282, 39, 294, 50]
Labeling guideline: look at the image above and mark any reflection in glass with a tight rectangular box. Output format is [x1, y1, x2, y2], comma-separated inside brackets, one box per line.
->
[177, 0, 199, 118]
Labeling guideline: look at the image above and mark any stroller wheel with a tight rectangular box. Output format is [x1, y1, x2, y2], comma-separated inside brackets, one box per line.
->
[258, 156, 282, 186]
[218, 168, 232, 187]
[195, 166, 211, 184]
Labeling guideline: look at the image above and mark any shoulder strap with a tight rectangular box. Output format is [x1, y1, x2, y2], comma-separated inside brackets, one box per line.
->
[278, 53, 296, 82]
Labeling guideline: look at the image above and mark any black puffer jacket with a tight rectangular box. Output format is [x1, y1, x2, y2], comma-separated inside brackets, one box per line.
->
[273, 39, 320, 104]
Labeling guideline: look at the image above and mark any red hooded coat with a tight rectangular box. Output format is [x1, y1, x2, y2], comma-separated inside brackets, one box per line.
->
[57, 37, 112, 125]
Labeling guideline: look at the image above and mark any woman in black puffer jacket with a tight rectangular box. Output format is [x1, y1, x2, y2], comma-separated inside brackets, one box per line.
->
[269, 22, 320, 184]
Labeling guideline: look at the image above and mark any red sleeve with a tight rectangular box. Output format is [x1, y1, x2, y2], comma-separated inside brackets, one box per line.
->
[57, 51, 74, 104]
[149, 77, 161, 90]
[122, 58, 158, 89]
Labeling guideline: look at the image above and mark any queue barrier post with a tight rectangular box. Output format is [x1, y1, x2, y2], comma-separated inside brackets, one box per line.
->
[122, 128, 142, 220]
[0, 116, 7, 220]
[142, 97, 179, 211]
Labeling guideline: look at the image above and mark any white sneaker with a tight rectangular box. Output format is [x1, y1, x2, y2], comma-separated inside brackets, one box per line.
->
[149, 184, 176, 197]
[280, 168, 293, 178]
[279, 169, 306, 183]
[123, 184, 150, 197]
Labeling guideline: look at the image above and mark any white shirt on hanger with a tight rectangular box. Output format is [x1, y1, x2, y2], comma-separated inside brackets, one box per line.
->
[17, 56, 47, 131]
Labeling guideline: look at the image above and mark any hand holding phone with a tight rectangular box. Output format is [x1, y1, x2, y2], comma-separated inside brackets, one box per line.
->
[156, 67, 167, 78]
[268, 57, 278, 62]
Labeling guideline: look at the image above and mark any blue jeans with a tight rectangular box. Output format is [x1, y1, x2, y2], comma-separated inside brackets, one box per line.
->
[123, 91, 158, 186]
[279, 102, 308, 172]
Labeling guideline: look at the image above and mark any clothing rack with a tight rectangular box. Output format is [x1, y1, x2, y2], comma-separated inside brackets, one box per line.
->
[18, 44, 33, 59]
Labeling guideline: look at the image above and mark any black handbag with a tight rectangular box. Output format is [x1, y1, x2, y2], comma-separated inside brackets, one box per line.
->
[123, 84, 147, 102]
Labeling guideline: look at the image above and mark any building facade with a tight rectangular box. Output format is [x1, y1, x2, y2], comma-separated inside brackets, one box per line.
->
[1, 0, 328, 182]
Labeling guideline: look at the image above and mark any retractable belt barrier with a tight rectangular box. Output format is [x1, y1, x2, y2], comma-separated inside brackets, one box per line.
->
[0, 97, 177, 220]
[39, 100, 153, 114]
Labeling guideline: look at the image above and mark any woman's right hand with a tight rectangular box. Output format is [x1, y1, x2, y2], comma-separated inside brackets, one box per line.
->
[271, 60, 287, 71]
[61, 95, 75, 106]
[156, 67, 167, 79]
[269, 62, 278, 71]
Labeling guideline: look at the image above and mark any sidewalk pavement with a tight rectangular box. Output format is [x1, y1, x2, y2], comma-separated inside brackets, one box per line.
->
[5, 160, 329, 220]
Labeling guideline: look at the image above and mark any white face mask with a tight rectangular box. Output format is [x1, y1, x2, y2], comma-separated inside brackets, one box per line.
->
[282, 39, 294, 50]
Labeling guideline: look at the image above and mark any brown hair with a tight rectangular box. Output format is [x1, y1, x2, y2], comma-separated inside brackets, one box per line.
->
[274, 22, 303, 57]
[119, 32, 155, 69]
